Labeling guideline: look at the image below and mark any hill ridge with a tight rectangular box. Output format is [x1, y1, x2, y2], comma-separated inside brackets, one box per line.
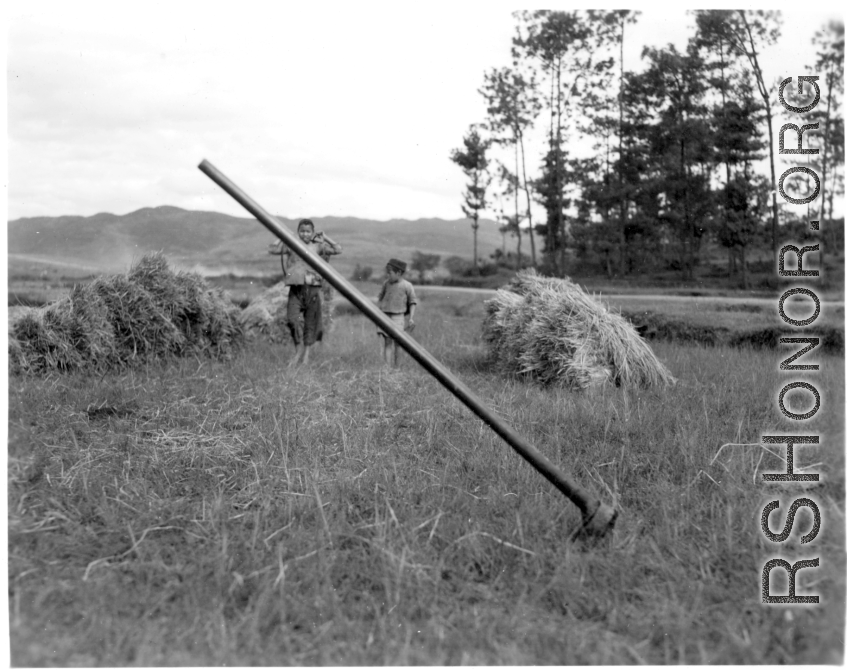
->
[8, 206, 505, 277]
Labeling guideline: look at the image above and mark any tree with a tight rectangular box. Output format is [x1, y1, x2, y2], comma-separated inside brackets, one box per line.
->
[570, 162, 620, 277]
[722, 173, 768, 289]
[480, 66, 542, 266]
[498, 222, 508, 254]
[501, 213, 524, 270]
[443, 255, 472, 277]
[350, 264, 373, 281]
[495, 162, 525, 270]
[571, 11, 642, 276]
[589, 10, 641, 274]
[709, 11, 782, 264]
[410, 251, 441, 284]
[512, 10, 606, 275]
[626, 45, 714, 279]
[533, 143, 571, 271]
[694, 10, 765, 278]
[812, 20, 845, 270]
[450, 126, 492, 269]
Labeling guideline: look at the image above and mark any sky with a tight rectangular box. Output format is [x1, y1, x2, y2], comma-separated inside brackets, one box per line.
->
[6, 2, 844, 223]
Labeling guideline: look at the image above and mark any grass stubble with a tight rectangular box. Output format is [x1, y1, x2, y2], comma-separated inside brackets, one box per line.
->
[7, 294, 845, 665]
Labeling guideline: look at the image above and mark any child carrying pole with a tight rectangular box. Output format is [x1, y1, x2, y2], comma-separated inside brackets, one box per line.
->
[271, 218, 342, 367]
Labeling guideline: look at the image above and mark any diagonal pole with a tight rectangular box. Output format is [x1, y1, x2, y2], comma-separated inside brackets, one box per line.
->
[198, 159, 618, 537]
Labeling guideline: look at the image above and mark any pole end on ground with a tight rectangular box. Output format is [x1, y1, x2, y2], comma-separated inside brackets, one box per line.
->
[576, 501, 618, 540]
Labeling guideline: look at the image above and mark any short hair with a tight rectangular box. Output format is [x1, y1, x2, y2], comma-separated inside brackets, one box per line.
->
[297, 219, 315, 231]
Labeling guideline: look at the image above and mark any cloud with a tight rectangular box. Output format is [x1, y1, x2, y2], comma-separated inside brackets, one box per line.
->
[8, 3, 521, 217]
[8, 4, 839, 221]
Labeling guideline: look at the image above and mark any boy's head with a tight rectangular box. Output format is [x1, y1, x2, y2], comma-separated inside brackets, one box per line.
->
[386, 258, 406, 281]
[297, 219, 315, 243]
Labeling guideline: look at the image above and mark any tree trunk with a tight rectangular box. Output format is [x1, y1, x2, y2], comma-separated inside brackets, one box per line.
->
[826, 164, 835, 258]
[556, 57, 565, 276]
[818, 70, 833, 276]
[618, 16, 627, 276]
[515, 225, 523, 270]
[739, 11, 779, 265]
[548, 64, 560, 275]
[518, 129, 536, 266]
[719, 35, 734, 282]
[740, 244, 748, 290]
[473, 214, 479, 269]
[681, 138, 694, 280]
[766, 111, 779, 267]
[514, 142, 521, 269]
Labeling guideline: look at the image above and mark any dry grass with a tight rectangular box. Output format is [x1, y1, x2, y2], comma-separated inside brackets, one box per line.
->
[483, 270, 675, 389]
[7, 294, 844, 665]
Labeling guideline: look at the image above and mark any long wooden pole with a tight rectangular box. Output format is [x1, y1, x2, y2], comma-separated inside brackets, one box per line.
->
[198, 159, 617, 536]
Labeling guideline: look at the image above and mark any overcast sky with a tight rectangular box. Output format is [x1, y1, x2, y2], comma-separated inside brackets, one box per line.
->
[6, 2, 843, 223]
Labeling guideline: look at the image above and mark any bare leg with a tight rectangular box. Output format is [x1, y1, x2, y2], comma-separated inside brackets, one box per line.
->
[288, 343, 303, 368]
[388, 339, 398, 368]
[380, 337, 390, 366]
[301, 344, 312, 366]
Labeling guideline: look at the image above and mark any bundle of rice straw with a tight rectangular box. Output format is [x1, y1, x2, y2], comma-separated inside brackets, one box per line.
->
[10, 284, 118, 374]
[127, 253, 243, 356]
[10, 253, 244, 375]
[238, 282, 289, 341]
[483, 269, 675, 390]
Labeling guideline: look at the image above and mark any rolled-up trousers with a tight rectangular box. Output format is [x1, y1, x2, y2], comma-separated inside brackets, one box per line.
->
[287, 285, 323, 345]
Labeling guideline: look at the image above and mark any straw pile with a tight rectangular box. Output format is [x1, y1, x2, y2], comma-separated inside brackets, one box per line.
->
[483, 270, 675, 389]
[238, 282, 289, 341]
[10, 253, 244, 375]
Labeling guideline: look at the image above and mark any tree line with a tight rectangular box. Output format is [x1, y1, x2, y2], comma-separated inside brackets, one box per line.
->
[450, 10, 844, 287]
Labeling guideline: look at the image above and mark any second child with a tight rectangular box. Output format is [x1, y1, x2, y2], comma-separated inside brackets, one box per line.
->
[377, 258, 417, 367]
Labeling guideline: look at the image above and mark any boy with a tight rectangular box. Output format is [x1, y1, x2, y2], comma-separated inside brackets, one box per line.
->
[274, 219, 342, 367]
[377, 258, 417, 367]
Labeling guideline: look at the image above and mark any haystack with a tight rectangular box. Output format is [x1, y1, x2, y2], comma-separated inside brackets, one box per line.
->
[10, 253, 244, 375]
[10, 284, 119, 374]
[238, 282, 289, 340]
[483, 270, 675, 389]
[126, 254, 243, 356]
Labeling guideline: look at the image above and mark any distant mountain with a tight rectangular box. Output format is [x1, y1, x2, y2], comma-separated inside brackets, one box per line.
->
[8, 206, 505, 277]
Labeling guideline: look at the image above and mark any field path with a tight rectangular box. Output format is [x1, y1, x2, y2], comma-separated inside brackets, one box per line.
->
[8, 253, 103, 273]
[416, 285, 845, 308]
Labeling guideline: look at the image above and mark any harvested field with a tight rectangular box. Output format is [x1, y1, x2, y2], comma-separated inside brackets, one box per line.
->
[8, 302, 844, 665]
[623, 310, 845, 356]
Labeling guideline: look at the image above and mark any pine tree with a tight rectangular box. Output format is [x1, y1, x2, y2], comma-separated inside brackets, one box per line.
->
[450, 126, 492, 270]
